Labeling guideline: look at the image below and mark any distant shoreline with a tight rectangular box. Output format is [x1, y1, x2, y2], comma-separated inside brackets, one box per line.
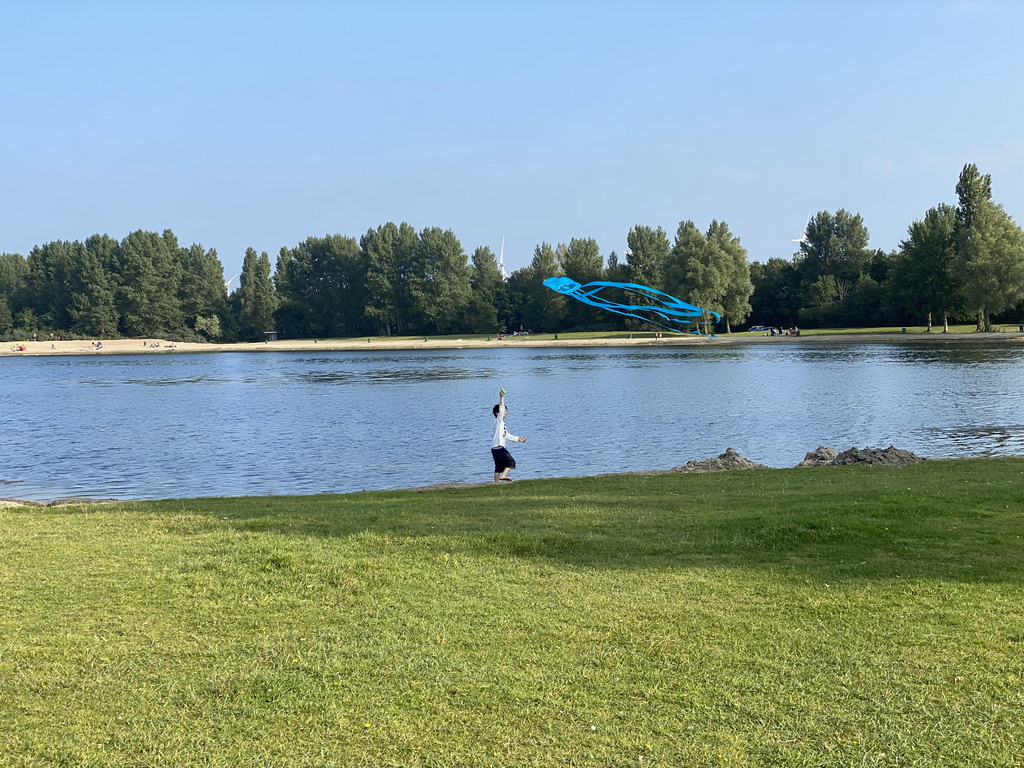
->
[2, 330, 1023, 357]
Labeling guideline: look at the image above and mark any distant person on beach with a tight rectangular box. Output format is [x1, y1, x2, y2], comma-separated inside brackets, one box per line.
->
[491, 388, 526, 482]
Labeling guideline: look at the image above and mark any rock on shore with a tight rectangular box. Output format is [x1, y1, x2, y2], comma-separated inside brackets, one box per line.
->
[825, 445, 926, 466]
[672, 444, 927, 473]
[673, 447, 770, 473]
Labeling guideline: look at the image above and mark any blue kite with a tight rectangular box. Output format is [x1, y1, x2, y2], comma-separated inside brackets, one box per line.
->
[543, 277, 721, 334]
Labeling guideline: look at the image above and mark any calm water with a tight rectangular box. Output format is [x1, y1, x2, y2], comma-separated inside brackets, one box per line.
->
[2, 343, 1023, 502]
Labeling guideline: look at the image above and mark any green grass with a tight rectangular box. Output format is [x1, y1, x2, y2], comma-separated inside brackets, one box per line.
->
[3, 459, 1024, 766]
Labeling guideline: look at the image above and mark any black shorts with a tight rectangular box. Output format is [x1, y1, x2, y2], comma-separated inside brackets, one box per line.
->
[491, 446, 516, 472]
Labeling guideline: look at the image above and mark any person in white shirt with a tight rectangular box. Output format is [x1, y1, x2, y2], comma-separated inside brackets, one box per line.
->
[491, 388, 526, 482]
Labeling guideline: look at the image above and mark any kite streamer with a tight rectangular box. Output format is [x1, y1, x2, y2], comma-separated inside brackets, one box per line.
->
[543, 277, 721, 334]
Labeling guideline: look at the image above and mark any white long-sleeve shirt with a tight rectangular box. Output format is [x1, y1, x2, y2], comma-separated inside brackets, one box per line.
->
[491, 411, 519, 448]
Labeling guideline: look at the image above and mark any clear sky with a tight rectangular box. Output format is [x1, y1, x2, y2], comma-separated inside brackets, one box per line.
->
[3, 0, 1023, 282]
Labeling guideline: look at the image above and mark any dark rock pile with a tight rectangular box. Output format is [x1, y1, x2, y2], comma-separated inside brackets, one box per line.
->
[670, 444, 927, 474]
[673, 447, 770, 473]
[825, 445, 926, 467]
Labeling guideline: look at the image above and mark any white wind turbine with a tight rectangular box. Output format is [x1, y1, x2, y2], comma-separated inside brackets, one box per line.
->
[498, 235, 509, 280]
[791, 211, 812, 245]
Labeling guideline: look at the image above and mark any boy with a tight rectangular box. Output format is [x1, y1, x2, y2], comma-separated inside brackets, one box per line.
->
[491, 387, 526, 482]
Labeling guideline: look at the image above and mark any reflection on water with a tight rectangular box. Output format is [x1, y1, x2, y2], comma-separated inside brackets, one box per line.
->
[1, 343, 1023, 502]
[924, 424, 1024, 454]
[299, 367, 491, 384]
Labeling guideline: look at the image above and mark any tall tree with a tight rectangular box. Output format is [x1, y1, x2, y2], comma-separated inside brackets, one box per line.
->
[797, 209, 872, 301]
[409, 227, 471, 334]
[665, 220, 728, 333]
[954, 200, 1024, 332]
[954, 163, 998, 330]
[604, 251, 628, 285]
[272, 246, 304, 338]
[500, 267, 532, 335]
[626, 225, 670, 290]
[275, 235, 365, 337]
[955, 163, 993, 234]
[0, 252, 29, 318]
[179, 243, 228, 339]
[749, 257, 802, 328]
[466, 246, 503, 334]
[707, 220, 753, 333]
[116, 229, 185, 337]
[25, 240, 77, 330]
[522, 242, 564, 332]
[68, 235, 119, 337]
[362, 222, 417, 335]
[238, 248, 278, 340]
[0, 295, 11, 334]
[560, 237, 603, 328]
[889, 204, 960, 331]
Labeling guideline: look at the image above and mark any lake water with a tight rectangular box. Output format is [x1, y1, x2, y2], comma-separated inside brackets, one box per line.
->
[2, 342, 1023, 502]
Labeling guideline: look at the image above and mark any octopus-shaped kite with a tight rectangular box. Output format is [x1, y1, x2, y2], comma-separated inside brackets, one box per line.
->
[543, 277, 721, 334]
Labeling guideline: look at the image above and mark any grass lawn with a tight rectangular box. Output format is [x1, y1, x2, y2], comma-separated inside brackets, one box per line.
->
[2, 459, 1023, 766]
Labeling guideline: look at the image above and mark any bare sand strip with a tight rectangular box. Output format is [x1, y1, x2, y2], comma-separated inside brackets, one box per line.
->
[2, 331, 1023, 357]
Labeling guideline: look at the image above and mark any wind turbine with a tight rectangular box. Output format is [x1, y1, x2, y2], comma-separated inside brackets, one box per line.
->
[791, 211, 812, 245]
[498, 236, 509, 280]
[225, 273, 239, 293]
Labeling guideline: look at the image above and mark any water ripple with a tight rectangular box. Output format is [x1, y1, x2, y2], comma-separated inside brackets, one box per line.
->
[1, 343, 1023, 502]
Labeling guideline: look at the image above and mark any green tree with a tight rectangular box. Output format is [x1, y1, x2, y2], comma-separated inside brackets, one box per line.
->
[797, 209, 872, 302]
[955, 163, 992, 234]
[954, 200, 1024, 331]
[238, 248, 278, 340]
[193, 314, 222, 341]
[116, 229, 185, 337]
[708, 220, 753, 333]
[179, 243, 228, 339]
[409, 227, 471, 335]
[362, 222, 417, 335]
[749, 258, 802, 328]
[604, 251, 628, 285]
[664, 221, 705, 295]
[274, 236, 365, 338]
[889, 204, 960, 331]
[271, 247, 304, 338]
[15, 307, 39, 334]
[25, 240, 77, 330]
[500, 267, 532, 334]
[626, 225, 670, 289]
[522, 242, 564, 332]
[0, 297, 12, 334]
[666, 220, 735, 333]
[466, 246, 503, 334]
[560, 237, 603, 328]
[954, 163, 1003, 331]
[0, 253, 29, 317]
[68, 235, 119, 337]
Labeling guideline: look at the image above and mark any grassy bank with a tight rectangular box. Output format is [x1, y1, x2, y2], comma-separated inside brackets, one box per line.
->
[3, 460, 1023, 766]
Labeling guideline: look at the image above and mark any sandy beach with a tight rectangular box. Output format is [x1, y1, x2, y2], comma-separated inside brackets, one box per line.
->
[2, 330, 1023, 357]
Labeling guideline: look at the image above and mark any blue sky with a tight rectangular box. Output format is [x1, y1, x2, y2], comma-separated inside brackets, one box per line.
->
[3, 0, 1023, 281]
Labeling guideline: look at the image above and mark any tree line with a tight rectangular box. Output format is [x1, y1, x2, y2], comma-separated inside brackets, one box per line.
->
[2, 164, 1022, 342]
[754, 164, 1024, 332]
